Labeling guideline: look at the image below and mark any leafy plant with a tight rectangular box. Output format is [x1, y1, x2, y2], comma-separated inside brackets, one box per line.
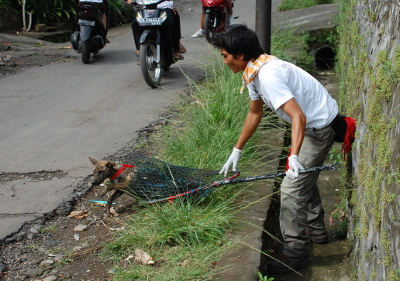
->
[16, 0, 77, 27]
[258, 271, 275, 281]
[0, 0, 11, 10]
[107, 0, 123, 11]
[329, 146, 342, 163]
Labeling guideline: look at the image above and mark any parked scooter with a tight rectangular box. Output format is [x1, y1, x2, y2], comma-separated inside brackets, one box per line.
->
[202, 0, 236, 43]
[71, 3, 108, 64]
[128, 0, 175, 88]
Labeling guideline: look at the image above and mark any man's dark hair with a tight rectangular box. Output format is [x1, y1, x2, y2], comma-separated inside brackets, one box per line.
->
[211, 24, 265, 61]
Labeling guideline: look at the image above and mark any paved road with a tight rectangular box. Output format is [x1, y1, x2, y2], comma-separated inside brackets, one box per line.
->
[0, 0, 260, 241]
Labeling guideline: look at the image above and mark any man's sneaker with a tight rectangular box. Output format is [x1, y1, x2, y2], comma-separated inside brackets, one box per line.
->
[267, 254, 310, 274]
[308, 232, 328, 244]
[228, 15, 235, 25]
[191, 29, 205, 38]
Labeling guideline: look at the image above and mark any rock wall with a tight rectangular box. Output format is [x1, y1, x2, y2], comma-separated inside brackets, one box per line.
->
[336, 0, 400, 280]
[0, 8, 21, 30]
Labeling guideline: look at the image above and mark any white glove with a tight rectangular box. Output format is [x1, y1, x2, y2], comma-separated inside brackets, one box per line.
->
[220, 147, 241, 177]
[286, 155, 304, 180]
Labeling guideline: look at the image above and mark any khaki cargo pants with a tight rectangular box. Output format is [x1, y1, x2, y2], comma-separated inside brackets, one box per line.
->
[280, 125, 335, 257]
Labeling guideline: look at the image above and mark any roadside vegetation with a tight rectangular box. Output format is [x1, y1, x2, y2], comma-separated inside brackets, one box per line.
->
[0, 0, 130, 32]
[101, 26, 313, 280]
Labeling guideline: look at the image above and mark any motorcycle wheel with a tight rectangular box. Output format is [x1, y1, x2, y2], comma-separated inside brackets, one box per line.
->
[204, 13, 216, 43]
[140, 39, 162, 88]
[81, 40, 91, 64]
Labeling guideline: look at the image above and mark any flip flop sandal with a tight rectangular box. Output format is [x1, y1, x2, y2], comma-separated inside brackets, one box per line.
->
[173, 54, 184, 62]
[179, 47, 186, 53]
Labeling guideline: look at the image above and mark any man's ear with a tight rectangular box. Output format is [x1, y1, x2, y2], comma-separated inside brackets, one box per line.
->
[233, 54, 245, 60]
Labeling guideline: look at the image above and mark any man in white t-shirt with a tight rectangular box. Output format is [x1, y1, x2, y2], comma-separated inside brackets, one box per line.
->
[211, 24, 341, 274]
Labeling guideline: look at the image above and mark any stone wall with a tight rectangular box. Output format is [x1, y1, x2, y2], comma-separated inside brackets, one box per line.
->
[337, 0, 400, 280]
[0, 8, 21, 30]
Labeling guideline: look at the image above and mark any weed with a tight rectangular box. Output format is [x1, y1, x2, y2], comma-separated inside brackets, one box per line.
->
[60, 58, 75, 62]
[40, 224, 58, 233]
[258, 271, 275, 281]
[328, 146, 342, 163]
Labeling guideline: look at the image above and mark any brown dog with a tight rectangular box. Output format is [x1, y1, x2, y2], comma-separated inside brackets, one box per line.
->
[89, 157, 136, 216]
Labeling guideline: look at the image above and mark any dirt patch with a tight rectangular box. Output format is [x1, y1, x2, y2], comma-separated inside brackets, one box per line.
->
[0, 31, 77, 78]
[0, 185, 136, 280]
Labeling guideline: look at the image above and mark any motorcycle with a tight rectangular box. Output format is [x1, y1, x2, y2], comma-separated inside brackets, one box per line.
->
[71, 3, 108, 64]
[202, 0, 236, 43]
[129, 0, 175, 88]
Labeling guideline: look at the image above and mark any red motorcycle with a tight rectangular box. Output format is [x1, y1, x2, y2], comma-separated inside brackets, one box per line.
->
[202, 0, 235, 43]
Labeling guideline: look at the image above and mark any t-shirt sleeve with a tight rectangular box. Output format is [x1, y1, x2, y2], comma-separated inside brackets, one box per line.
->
[247, 83, 261, 101]
[258, 62, 294, 110]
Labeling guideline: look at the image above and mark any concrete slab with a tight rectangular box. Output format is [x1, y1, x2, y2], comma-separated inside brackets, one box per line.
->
[273, 4, 339, 32]
[0, 178, 75, 239]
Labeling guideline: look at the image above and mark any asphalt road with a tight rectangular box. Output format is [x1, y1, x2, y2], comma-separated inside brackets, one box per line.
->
[0, 0, 261, 241]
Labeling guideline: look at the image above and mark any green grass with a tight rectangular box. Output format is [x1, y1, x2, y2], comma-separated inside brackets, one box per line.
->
[103, 25, 313, 280]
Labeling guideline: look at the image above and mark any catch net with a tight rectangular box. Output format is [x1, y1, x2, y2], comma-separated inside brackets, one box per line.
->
[121, 153, 239, 204]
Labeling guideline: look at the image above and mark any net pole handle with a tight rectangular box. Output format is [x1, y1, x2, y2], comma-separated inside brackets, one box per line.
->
[213, 163, 340, 186]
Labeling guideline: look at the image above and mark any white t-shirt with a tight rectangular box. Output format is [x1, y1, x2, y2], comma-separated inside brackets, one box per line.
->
[247, 59, 338, 129]
[157, 1, 174, 9]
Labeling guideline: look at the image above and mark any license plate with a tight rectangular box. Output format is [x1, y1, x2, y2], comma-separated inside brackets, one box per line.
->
[78, 19, 96, 26]
[137, 17, 163, 26]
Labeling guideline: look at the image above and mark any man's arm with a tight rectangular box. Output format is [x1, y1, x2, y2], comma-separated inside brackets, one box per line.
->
[280, 98, 306, 155]
[235, 99, 264, 150]
[220, 99, 264, 176]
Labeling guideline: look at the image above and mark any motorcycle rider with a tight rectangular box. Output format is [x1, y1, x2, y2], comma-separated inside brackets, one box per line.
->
[191, 0, 235, 38]
[127, 0, 184, 64]
[78, 0, 109, 40]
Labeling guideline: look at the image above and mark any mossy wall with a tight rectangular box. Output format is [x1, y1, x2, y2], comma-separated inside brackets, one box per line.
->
[336, 0, 400, 280]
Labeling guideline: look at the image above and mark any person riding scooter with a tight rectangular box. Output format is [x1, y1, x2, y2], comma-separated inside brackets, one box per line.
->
[78, 0, 109, 40]
[127, 0, 184, 64]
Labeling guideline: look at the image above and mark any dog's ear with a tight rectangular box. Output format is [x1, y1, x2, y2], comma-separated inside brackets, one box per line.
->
[106, 161, 117, 168]
[89, 157, 98, 165]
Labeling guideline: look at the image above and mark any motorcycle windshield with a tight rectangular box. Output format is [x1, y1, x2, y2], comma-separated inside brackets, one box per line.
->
[135, 0, 164, 5]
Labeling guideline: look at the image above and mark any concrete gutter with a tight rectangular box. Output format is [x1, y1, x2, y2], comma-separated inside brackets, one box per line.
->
[273, 4, 340, 32]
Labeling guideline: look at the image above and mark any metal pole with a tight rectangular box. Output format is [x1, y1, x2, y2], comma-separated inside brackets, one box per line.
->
[255, 0, 272, 54]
